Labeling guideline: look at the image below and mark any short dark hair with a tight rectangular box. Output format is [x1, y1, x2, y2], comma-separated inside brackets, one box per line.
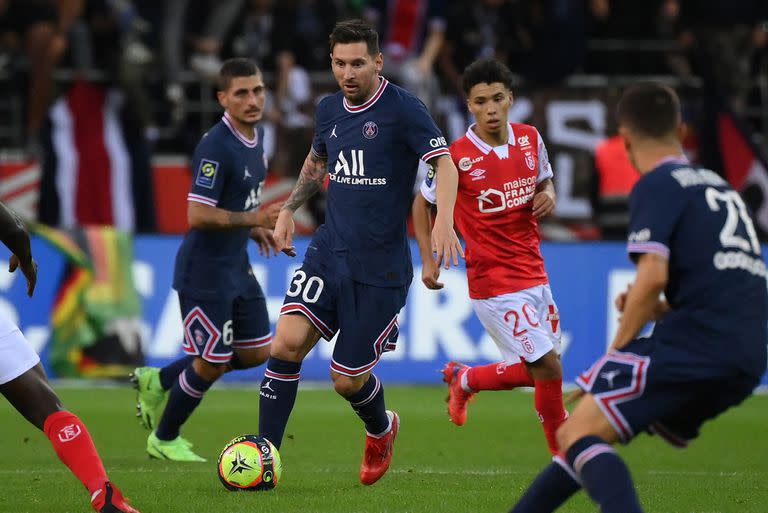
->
[218, 58, 260, 91]
[462, 58, 515, 97]
[329, 19, 379, 55]
[616, 83, 680, 139]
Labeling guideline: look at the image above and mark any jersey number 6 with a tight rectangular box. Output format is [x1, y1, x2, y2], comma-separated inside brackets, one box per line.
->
[222, 320, 234, 346]
[287, 270, 325, 304]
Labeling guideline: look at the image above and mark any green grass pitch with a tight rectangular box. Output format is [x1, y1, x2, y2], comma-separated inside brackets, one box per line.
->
[0, 385, 765, 513]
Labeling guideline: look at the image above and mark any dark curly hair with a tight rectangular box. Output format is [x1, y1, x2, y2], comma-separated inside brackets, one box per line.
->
[462, 58, 515, 96]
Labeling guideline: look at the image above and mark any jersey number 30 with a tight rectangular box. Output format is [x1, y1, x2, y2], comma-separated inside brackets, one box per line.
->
[287, 270, 325, 303]
[705, 187, 760, 254]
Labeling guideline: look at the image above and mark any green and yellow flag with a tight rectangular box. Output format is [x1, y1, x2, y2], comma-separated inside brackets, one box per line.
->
[34, 224, 143, 377]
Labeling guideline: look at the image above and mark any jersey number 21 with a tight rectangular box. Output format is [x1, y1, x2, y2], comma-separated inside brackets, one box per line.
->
[705, 187, 760, 254]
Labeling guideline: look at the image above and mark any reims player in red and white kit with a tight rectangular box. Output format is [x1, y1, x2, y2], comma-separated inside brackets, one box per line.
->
[0, 200, 140, 512]
[413, 58, 567, 455]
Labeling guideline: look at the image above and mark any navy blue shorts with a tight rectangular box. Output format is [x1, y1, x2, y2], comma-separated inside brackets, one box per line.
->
[280, 259, 407, 377]
[179, 293, 272, 363]
[576, 337, 759, 446]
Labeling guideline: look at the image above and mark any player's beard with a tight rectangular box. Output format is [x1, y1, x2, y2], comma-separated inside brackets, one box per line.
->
[343, 87, 365, 104]
[343, 78, 376, 105]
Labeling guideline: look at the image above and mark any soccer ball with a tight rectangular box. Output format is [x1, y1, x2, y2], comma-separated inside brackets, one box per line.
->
[217, 434, 282, 491]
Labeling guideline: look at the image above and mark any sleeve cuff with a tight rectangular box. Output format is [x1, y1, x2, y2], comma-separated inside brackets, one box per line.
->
[421, 147, 451, 163]
[536, 168, 554, 184]
[188, 193, 218, 207]
[627, 241, 670, 259]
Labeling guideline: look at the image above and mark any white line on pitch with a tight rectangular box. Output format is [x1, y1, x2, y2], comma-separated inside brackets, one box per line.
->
[0, 468, 745, 477]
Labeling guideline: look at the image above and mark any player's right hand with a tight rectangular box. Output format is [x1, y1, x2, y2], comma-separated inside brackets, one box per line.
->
[9, 255, 37, 297]
[421, 258, 444, 290]
[273, 209, 297, 257]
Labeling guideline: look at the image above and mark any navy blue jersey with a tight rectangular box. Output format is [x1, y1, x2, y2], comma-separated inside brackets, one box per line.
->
[627, 158, 768, 377]
[173, 113, 268, 300]
[310, 77, 450, 287]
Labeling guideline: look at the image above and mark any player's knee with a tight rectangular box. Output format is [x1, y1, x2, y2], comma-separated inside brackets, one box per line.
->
[252, 344, 271, 365]
[270, 326, 316, 362]
[330, 373, 366, 398]
[192, 358, 227, 382]
[526, 351, 563, 380]
[270, 314, 321, 362]
[232, 346, 270, 369]
[269, 335, 305, 361]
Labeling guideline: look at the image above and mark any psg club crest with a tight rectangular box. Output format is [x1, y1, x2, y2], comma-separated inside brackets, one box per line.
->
[363, 121, 378, 139]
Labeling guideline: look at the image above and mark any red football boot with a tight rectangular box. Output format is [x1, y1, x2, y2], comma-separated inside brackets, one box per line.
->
[360, 410, 400, 485]
[442, 361, 476, 426]
[91, 482, 140, 513]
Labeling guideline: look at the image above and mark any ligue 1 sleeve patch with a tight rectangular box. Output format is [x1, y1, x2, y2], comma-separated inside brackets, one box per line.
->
[196, 159, 219, 189]
[425, 164, 436, 187]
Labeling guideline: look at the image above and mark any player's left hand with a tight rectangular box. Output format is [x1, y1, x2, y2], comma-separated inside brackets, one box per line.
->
[9, 255, 37, 297]
[532, 190, 556, 218]
[250, 227, 280, 258]
[421, 257, 444, 289]
[431, 217, 464, 270]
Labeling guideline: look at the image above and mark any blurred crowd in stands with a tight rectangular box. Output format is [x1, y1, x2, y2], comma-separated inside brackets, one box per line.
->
[1, 0, 768, 238]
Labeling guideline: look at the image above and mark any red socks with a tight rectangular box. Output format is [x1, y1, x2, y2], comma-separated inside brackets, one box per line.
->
[44, 411, 108, 494]
[534, 378, 567, 455]
[467, 361, 535, 391]
[464, 362, 567, 455]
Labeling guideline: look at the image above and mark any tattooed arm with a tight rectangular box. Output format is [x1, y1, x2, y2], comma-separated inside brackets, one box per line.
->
[282, 149, 328, 212]
[272, 149, 328, 255]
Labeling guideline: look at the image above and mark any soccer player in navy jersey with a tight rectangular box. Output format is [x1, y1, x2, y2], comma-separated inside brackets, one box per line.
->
[0, 201, 140, 512]
[510, 83, 768, 513]
[131, 58, 281, 462]
[257, 19, 463, 486]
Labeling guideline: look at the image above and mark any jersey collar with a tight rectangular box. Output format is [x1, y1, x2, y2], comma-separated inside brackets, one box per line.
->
[343, 77, 389, 113]
[222, 112, 259, 148]
[653, 154, 689, 167]
[466, 123, 516, 154]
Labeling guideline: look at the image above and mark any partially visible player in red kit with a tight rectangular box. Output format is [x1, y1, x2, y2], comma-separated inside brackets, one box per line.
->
[413, 58, 567, 455]
[0, 200, 139, 512]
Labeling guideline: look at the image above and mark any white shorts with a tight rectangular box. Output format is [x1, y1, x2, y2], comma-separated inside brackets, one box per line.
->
[0, 315, 39, 385]
[471, 284, 561, 364]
